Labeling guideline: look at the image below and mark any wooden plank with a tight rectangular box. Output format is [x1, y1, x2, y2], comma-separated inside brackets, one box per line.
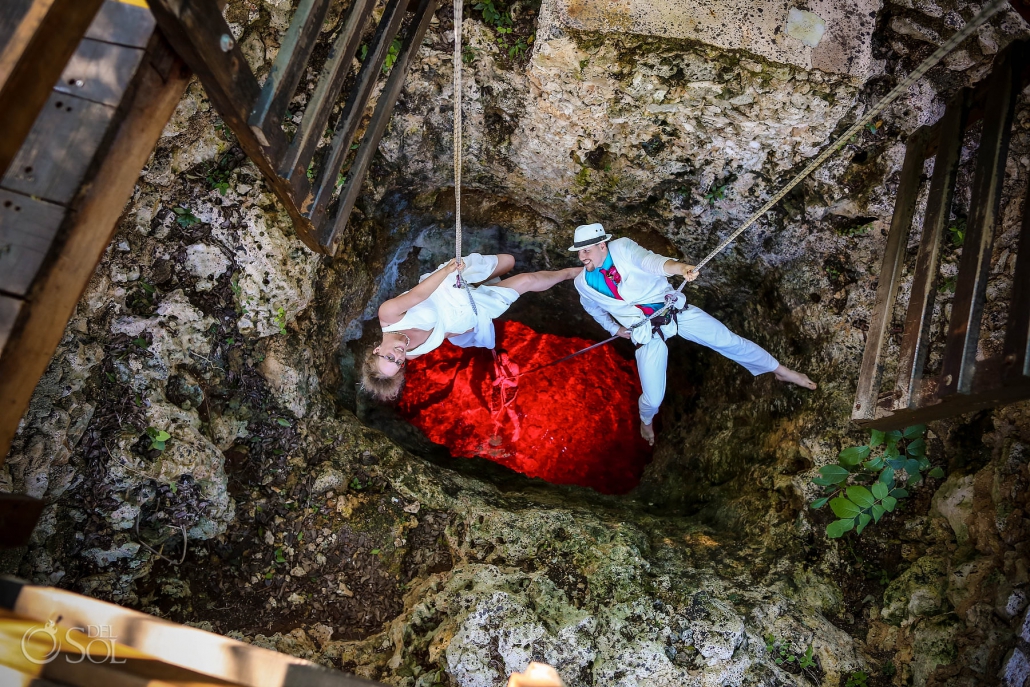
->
[0, 0, 106, 179]
[0, 33, 192, 464]
[8, 585, 385, 687]
[0, 189, 66, 297]
[147, 0, 319, 251]
[320, 0, 438, 251]
[939, 43, 1022, 396]
[0, 0, 35, 53]
[55, 38, 146, 107]
[249, 0, 333, 138]
[894, 89, 968, 409]
[278, 0, 380, 193]
[306, 0, 413, 224]
[85, 0, 156, 48]
[851, 128, 929, 421]
[1, 91, 115, 205]
[0, 493, 45, 548]
[0, 295, 23, 353]
[1002, 171, 1030, 378]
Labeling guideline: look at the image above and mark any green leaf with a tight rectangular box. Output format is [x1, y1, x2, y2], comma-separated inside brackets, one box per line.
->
[928, 467, 945, 478]
[884, 444, 900, 459]
[811, 497, 829, 509]
[871, 482, 888, 500]
[275, 548, 285, 563]
[819, 465, 850, 483]
[887, 457, 907, 470]
[276, 418, 290, 427]
[886, 430, 903, 440]
[826, 519, 851, 538]
[882, 496, 897, 512]
[889, 488, 909, 498]
[370, 548, 381, 555]
[906, 437, 926, 455]
[869, 429, 885, 447]
[847, 485, 875, 509]
[812, 476, 837, 486]
[879, 466, 895, 486]
[904, 458, 922, 476]
[864, 456, 885, 470]
[830, 497, 862, 519]
[856, 512, 873, 535]
[839, 445, 871, 466]
[871, 503, 886, 522]
[903, 424, 926, 439]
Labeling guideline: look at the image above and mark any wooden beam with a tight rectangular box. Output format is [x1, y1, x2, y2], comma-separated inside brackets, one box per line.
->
[319, 0, 438, 253]
[939, 43, 1022, 397]
[146, 0, 321, 251]
[0, 35, 191, 464]
[0, 0, 106, 179]
[249, 0, 333, 140]
[0, 296, 22, 352]
[894, 89, 968, 409]
[306, 0, 413, 225]
[852, 128, 928, 421]
[1002, 169, 1030, 378]
[279, 0, 380, 195]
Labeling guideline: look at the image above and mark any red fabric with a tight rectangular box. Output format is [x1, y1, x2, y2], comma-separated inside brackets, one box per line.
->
[396, 320, 653, 494]
[600, 265, 656, 315]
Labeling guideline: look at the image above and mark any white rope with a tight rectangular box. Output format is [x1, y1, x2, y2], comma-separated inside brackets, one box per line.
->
[632, 0, 1009, 329]
[453, 0, 463, 263]
[452, 0, 477, 314]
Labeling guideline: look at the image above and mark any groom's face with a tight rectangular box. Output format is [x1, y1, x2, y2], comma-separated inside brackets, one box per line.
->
[578, 242, 607, 272]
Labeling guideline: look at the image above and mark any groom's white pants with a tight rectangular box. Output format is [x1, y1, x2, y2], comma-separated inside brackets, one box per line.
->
[635, 305, 779, 425]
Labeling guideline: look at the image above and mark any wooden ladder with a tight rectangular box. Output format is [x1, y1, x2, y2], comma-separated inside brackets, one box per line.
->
[853, 38, 1030, 430]
[146, 0, 441, 255]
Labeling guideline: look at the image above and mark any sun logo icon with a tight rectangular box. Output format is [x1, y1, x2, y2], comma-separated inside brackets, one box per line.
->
[21, 618, 60, 665]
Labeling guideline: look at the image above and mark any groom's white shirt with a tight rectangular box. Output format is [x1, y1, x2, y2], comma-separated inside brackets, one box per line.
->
[574, 238, 686, 345]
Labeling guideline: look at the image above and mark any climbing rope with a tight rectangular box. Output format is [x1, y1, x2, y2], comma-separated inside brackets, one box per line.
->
[452, 0, 478, 315]
[631, 0, 1010, 329]
[494, 0, 1011, 390]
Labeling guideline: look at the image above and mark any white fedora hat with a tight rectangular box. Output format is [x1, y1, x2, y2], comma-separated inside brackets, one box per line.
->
[568, 223, 613, 251]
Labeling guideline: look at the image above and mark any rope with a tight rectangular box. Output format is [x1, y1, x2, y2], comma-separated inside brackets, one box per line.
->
[452, 0, 478, 315]
[503, 334, 621, 380]
[630, 0, 1009, 328]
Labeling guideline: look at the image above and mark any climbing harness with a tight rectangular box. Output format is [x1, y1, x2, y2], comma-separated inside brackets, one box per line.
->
[492, 0, 1009, 390]
[634, 0, 1009, 328]
[451, 0, 479, 316]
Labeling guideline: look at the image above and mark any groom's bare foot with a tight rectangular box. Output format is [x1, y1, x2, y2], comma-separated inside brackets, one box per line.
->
[773, 364, 817, 390]
[640, 421, 655, 446]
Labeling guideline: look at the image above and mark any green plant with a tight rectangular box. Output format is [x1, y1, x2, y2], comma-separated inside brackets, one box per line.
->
[336, 171, 347, 188]
[276, 418, 290, 427]
[359, 44, 368, 61]
[206, 164, 231, 195]
[383, 38, 402, 73]
[811, 425, 943, 538]
[941, 274, 958, 293]
[306, 163, 315, 181]
[947, 221, 966, 247]
[845, 671, 869, 687]
[350, 477, 363, 490]
[273, 306, 287, 335]
[882, 660, 896, 677]
[146, 427, 171, 451]
[274, 548, 286, 563]
[474, 0, 507, 26]
[172, 206, 200, 227]
[508, 36, 529, 58]
[839, 222, 874, 238]
[704, 184, 728, 204]
[763, 635, 815, 668]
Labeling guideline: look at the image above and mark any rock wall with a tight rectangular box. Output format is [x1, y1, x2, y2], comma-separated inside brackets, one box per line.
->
[4, 0, 1030, 685]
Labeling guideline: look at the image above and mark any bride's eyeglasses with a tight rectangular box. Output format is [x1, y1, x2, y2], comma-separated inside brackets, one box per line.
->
[377, 353, 406, 367]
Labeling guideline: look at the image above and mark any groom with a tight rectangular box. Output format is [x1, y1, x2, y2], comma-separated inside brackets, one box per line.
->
[571, 223, 816, 445]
